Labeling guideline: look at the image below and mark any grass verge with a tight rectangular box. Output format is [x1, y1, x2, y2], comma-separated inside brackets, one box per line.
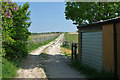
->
[60, 47, 71, 58]
[2, 58, 18, 78]
[61, 45, 114, 79]
[70, 60, 114, 79]
[2, 56, 28, 79]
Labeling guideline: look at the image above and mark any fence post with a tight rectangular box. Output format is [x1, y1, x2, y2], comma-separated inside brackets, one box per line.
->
[74, 43, 77, 60]
[71, 43, 73, 60]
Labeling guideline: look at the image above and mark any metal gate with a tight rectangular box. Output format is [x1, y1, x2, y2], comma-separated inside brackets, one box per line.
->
[81, 31, 102, 71]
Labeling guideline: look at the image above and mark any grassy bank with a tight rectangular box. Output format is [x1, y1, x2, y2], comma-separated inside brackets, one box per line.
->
[2, 34, 60, 78]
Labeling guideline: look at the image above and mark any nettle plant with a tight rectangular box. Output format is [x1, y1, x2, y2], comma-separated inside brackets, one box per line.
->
[2, 2, 31, 60]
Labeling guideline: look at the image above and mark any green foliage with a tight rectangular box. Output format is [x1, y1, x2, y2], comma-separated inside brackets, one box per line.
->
[2, 2, 31, 60]
[2, 58, 18, 78]
[65, 33, 78, 43]
[61, 33, 78, 49]
[65, 2, 120, 25]
[64, 52, 71, 58]
[2, 2, 31, 78]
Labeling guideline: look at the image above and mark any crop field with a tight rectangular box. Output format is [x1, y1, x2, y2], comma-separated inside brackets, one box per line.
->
[30, 33, 60, 43]
[64, 33, 78, 43]
[27, 33, 60, 53]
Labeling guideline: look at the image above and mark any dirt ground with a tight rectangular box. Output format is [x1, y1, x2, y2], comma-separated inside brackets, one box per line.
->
[17, 34, 85, 78]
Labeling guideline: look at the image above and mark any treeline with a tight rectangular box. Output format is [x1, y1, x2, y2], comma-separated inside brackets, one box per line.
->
[31, 32, 62, 35]
[2, 2, 31, 60]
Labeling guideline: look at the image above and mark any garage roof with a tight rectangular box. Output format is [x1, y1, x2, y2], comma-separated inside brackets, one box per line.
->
[76, 17, 120, 29]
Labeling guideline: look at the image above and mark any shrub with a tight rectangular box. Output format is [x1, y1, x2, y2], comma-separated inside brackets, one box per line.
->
[2, 2, 31, 60]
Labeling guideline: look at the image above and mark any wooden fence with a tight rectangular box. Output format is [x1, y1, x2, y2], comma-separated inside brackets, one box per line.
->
[63, 41, 78, 60]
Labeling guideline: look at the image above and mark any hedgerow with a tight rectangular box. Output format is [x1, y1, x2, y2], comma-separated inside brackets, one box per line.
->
[2, 1, 31, 60]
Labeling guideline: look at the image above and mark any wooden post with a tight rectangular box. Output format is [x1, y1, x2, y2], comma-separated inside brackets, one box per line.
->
[71, 43, 73, 60]
[75, 43, 77, 60]
[78, 28, 82, 63]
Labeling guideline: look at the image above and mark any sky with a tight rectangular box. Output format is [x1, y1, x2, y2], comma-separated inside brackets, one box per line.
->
[16, 2, 77, 33]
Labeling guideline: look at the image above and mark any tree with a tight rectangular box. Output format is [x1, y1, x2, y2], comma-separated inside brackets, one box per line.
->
[65, 2, 120, 25]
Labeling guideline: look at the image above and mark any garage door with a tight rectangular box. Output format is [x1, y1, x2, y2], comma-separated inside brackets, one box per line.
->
[81, 31, 102, 71]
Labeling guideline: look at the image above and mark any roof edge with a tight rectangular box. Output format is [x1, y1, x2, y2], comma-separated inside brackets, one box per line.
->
[76, 17, 120, 29]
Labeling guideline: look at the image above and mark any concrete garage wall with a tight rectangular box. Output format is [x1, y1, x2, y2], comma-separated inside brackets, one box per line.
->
[102, 24, 114, 72]
[116, 23, 120, 76]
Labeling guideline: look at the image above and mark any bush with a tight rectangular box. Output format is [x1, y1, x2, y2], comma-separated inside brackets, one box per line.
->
[2, 2, 31, 60]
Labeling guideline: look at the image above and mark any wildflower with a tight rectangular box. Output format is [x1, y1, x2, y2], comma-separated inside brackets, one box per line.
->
[11, 7, 13, 9]
[8, 2, 11, 4]
[6, 9, 8, 11]
[15, 7, 18, 10]
[5, 12, 7, 15]
[14, 8, 15, 10]
[5, 6, 6, 8]
[9, 10, 11, 13]
[7, 13, 10, 18]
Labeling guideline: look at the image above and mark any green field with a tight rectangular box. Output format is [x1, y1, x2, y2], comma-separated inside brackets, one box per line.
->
[64, 33, 78, 43]
[61, 33, 78, 50]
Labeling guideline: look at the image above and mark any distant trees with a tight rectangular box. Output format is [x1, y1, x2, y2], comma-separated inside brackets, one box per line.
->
[2, 2, 31, 60]
[65, 2, 120, 25]
[31, 32, 61, 35]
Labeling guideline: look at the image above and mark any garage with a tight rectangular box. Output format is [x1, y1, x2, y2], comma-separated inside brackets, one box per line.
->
[76, 17, 120, 78]
[81, 31, 102, 71]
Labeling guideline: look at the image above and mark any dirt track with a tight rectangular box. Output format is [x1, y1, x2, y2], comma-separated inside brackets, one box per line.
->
[17, 34, 85, 78]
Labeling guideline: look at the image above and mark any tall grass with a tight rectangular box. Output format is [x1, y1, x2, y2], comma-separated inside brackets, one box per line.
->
[2, 58, 18, 78]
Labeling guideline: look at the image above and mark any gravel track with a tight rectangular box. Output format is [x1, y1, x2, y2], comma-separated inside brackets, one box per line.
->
[17, 34, 85, 79]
